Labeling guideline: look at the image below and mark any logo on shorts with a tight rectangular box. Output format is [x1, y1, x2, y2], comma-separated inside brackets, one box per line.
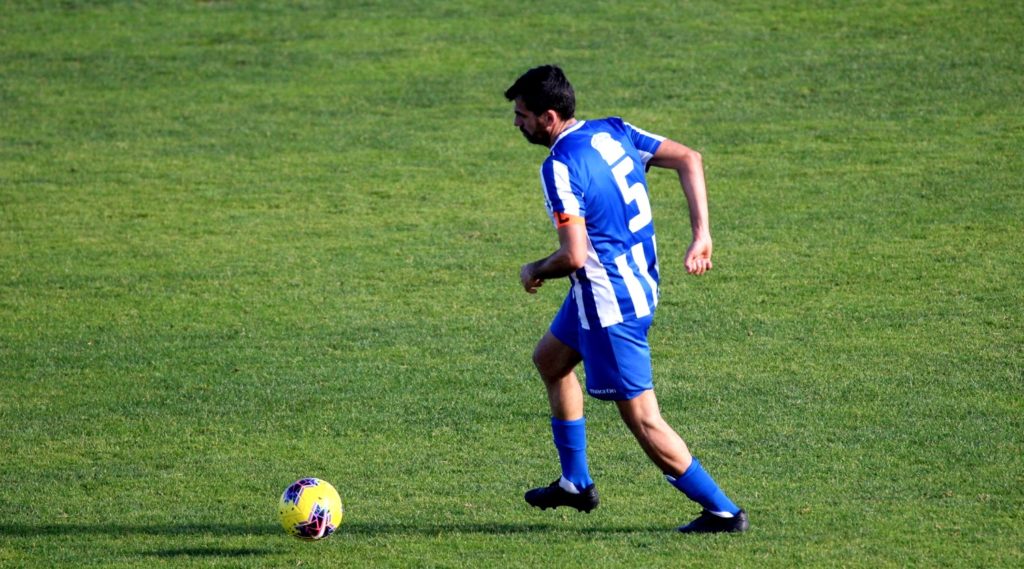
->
[588, 388, 618, 396]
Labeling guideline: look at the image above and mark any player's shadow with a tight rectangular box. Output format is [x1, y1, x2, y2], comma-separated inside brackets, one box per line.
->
[0, 523, 281, 559]
[0, 522, 280, 537]
[0, 520, 657, 539]
[147, 546, 277, 558]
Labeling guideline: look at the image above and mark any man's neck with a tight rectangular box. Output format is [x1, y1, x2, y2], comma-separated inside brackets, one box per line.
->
[548, 117, 578, 147]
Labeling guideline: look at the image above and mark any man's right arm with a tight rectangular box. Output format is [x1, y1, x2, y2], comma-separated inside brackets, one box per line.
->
[520, 220, 588, 294]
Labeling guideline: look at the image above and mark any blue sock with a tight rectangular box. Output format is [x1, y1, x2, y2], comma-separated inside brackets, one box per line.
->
[666, 457, 740, 516]
[551, 417, 594, 490]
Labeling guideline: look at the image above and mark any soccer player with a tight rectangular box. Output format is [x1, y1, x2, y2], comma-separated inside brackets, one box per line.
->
[505, 65, 748, 533]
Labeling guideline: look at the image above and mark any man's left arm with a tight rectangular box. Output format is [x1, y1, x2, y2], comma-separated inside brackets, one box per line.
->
[647, 138, 713, 276]
[520, 219, 588, 294]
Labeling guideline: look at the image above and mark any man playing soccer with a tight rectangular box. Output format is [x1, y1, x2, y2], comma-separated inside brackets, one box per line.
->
[505, 65, 748, 533]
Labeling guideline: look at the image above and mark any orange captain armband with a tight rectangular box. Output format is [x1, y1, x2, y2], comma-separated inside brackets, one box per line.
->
[553, 211, 585, 228]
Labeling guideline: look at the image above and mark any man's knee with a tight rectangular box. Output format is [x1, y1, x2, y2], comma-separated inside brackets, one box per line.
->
[531, 343, 548, 373]
[617, 392, 664, 431]
[533, 346, 566, 383]
[533, 333, 580, 382]
[627, 412, 666, 438]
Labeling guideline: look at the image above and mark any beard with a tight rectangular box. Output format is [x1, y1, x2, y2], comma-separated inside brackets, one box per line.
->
[520, 127, 549, 147]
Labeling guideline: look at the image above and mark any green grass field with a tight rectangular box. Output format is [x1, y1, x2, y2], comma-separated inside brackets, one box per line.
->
[2, 1, 1021, 567]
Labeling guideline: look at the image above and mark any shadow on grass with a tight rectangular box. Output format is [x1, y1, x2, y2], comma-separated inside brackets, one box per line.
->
[0, 524, 282, 559]
[0, 521, 670, 562]
[147, 547, 277, 558]
[0, 523, 281, 537]
[0, 520, 661, 539]
[344, 520, 663, 537]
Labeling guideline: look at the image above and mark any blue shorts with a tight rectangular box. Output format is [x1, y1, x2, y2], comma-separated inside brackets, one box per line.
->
[549, 294, 654, 401]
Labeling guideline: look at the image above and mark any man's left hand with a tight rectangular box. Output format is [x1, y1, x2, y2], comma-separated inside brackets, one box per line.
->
[684, 236, 713, 275]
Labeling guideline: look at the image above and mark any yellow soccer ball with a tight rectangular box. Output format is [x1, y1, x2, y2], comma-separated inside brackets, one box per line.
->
[278, 478, 344, 540]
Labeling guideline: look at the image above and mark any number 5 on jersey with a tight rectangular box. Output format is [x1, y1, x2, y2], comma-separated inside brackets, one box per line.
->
[591, 132, 652, 233]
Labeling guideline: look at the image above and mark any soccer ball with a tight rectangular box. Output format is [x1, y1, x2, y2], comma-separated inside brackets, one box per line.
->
[278, 478, 344, 540]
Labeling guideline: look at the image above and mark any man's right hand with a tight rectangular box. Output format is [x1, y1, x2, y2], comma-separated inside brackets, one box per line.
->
[520, 262, 544, 293]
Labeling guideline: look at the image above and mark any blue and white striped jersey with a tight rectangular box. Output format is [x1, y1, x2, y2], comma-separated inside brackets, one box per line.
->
[539, 117, 666, 329]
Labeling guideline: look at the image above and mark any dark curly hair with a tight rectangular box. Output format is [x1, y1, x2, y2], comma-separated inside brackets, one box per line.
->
[504, 65, 575, 120]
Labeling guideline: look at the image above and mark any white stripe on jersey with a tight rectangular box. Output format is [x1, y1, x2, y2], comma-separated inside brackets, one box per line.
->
[551, 160, 581, 217]
[583, 243, 623, 329]
[615, 253, 652, 319]
[538, 165, 553, 216]
[625, 121, 666, 165]
[631, 242, 659, 309]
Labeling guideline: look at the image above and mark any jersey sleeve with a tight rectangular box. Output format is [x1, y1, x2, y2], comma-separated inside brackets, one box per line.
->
[540, 157, 585, 226]
[623, 121, 666, 166]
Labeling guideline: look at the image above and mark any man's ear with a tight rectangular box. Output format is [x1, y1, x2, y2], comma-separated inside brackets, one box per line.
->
[539, 109, 558, 127]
